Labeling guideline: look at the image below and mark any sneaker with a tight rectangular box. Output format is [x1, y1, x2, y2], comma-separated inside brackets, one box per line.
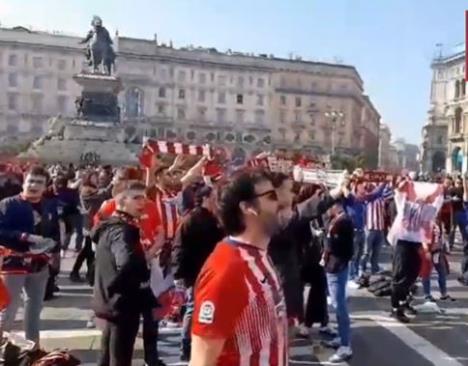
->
[347, 281, 359, 290]
[405, 303, 418, 315]
[424, 295, 436, 303]
[440, 294, 456, 302]
[329, 346, 353, 363]
[319, 325, 338, 337]
[322, 336, 341, 349]
[391, 309, 410, 324]
[86, 317, 95, 329]
[296, 324, 310, 339]
[69, 272, 84, 283]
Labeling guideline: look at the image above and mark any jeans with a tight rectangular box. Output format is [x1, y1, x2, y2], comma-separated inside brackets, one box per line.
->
[63, 213, 84, 251]
[326, 266, 350, 347]
[98, 312, 140, 366]
[361, 230, 384, 274]
[0, 268, 48, 342]
[422, 257, 447, 297]
[449, 211, 468, 247]
[350, 229, 365, 279]
[181, 288, 194, 355]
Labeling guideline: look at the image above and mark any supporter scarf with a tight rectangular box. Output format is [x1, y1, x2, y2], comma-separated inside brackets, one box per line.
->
[387, 181, 443, 245]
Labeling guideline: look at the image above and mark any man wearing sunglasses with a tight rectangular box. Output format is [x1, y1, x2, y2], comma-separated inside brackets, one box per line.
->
[191, 169, 287, 366]
[0, 166, 59, 344]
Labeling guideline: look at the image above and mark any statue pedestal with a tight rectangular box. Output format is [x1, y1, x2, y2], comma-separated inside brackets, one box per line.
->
[73, 72, 122, 94]
[19, 72, 137, 165]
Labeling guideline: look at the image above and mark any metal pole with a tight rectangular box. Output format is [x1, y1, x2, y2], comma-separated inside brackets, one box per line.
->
[331, 117, 336, 156]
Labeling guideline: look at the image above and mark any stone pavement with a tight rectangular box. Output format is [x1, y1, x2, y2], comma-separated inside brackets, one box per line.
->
[7, 243, 468, 365]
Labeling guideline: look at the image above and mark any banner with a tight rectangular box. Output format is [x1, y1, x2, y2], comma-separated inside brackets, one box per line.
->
[387, 181, 443, 245]
[293, 166, 346, 187]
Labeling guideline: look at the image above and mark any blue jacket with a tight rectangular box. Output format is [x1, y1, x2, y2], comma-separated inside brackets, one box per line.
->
[0, 195, 61, 273]
[343, 184, 387, 230]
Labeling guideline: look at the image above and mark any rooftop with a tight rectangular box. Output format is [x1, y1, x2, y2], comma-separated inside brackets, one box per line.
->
[432, 42, 465, 65]
[0, 25, 363, 84]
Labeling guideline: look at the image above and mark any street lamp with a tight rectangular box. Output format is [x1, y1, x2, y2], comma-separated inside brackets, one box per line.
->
[324, 110, 344, 156]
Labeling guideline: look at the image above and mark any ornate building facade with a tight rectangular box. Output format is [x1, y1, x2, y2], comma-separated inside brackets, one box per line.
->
[421, 44, 465, 173]
[378, 124, 392, 170]
[0, 25, 381, 165]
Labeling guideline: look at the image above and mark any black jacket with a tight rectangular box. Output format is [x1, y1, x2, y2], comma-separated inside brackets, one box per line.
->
[324, 213, 354, 273]
[91, 213, 158, 320]
[173, 207, 224, 287]
[80, 190, 108, 232]
[268, 193, 336, 318]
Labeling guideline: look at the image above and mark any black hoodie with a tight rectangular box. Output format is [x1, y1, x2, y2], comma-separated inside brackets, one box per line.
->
[91, 212, 158, 320]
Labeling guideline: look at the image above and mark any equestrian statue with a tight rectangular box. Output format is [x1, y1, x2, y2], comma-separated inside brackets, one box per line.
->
[79, 16, 116, 75]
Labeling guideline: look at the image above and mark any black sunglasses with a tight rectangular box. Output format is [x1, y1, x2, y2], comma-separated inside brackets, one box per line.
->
[253, 189, 278, 201]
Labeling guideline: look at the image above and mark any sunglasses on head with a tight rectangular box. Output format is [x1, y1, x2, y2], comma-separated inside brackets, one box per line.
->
[253, 189, 278, 201]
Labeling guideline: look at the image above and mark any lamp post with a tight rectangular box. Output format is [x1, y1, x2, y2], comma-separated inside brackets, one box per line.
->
[324, 110, 344, 156]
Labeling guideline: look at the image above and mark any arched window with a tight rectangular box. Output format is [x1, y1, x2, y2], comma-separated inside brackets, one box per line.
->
[125, 87, 144, 117]
[432, 151, 445, 172]
[454, 107, 463, 133]
[452, 147, 463, 172]
[461, 79, 466, 96]
[455, 80, 460, 99]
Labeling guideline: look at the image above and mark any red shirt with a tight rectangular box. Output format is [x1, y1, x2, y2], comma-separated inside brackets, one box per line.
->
[192, 239, 288, 366]
[147, 186, 179, 241]
[94, 199, 161, 248]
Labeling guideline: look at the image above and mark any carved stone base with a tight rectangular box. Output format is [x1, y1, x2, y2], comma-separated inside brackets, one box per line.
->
[19, 138, 137, 165]
[19, 120, 136, 165]
[65, 120, 125, 143]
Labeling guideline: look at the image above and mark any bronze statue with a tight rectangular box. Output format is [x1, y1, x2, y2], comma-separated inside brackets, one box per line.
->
[79, 16, 116, 75]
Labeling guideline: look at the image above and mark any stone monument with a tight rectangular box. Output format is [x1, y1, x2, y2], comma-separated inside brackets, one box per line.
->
[19, 16, 137, 166]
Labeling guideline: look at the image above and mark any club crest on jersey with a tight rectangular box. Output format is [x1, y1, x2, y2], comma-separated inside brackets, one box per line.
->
[198, 301, 215, 324]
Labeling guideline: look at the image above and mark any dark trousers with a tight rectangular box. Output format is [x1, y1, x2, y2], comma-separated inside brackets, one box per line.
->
[71, 236, 95, 283]
[63, 213, 84, 251]
[142, 308, 160, 366]
[98, 312, 140, 366]
[181, 288, 194, 355]
[391, 240, 422, 309]
[460, 242, 468, 284]
[304, 264, 329, 327]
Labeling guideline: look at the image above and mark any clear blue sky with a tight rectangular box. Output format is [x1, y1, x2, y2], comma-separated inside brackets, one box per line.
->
[1, 0, 466, 144]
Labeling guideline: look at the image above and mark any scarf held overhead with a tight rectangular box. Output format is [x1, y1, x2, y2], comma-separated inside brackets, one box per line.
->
[387, 181, 443, 245]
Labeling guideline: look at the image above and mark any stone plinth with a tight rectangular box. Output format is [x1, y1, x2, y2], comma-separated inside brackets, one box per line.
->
[19, 138, 137, 165]
[64, 120, 125, 143]
[73, 73, 122, 94]
[18, 71, 136, 165]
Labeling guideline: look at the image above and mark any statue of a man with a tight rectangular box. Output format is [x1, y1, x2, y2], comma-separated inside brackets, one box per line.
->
[79, 16, 116, 75]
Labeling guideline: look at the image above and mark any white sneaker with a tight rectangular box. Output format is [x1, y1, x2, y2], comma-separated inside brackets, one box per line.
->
[319, 325, 338, 337]
[329, 346, 353, 363]
[297, 324, 310, 338]
[322, 336, 341, 349]
[347, 281, 359, 290]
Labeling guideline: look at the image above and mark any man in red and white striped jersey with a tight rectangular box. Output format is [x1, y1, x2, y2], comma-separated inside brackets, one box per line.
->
[361, 182, 389, 275]
[191, 170, 288, 366]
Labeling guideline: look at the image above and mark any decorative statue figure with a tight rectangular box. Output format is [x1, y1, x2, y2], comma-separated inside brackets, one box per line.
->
[79, 16, 116, 75]
[32, 117, 66, 147]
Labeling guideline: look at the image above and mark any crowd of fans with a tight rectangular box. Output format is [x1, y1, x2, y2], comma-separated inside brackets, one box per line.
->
[0, 156, 465, 365]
